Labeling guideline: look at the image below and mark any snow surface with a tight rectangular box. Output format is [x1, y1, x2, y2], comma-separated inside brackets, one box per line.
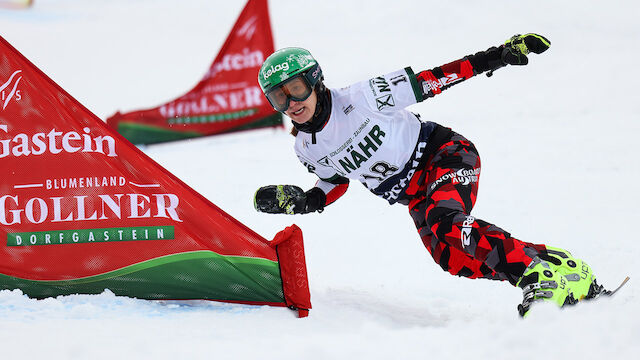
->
[1, 0, 639, 359]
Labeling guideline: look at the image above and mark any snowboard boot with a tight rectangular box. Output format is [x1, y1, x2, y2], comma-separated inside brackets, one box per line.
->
[539, 246, 602, 300]
[516, 256, 577, 317]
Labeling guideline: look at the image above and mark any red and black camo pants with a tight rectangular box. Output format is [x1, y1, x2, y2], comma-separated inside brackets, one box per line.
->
[407, 132, 546, 285]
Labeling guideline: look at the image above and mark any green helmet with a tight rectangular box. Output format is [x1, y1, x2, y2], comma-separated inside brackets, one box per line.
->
[258, 47, 323, 96]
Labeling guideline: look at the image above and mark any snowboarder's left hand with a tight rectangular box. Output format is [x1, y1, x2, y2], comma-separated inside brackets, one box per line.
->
[254, 185, 308, 214]
[502, 33, 551, 66]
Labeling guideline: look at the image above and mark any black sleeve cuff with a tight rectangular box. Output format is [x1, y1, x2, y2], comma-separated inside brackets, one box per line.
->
[467, 46, 506, 74]
[304, 187, 327, 213]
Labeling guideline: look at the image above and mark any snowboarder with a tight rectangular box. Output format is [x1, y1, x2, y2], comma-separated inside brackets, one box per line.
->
[253, 34, 601, 316]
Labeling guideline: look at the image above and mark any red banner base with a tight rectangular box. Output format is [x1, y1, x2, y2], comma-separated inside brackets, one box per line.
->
[271, 224, 311, 318]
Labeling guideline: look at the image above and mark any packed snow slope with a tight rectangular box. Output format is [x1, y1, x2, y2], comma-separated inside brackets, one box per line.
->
[1, 1, 639, 359]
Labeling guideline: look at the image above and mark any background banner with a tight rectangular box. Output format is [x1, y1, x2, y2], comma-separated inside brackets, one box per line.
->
[106, 0, 282, 145]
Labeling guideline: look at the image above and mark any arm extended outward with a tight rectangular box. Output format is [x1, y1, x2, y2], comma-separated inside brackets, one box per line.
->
[415, 33, 550, 100]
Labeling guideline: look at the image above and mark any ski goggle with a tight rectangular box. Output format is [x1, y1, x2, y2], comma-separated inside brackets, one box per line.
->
[265, 75, 314, 112]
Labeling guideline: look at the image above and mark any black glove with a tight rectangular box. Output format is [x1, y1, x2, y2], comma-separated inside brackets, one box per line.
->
[501, 33, 551, 66]
[254, 185, 326, 215]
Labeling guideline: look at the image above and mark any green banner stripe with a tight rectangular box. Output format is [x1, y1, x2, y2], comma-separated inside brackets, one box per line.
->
[0, 251, 284, 303]
[169, 109, 259, 124]
[7, 226, 174, 246]
[17, 251, 277, 288]
[224, 113, 283, 133]
[116, 113, 283, 145]
[116, 122, 202, 144]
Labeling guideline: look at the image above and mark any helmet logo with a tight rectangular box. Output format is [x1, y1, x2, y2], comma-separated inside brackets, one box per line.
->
[262, 62, 289, 80]
[286, 54, 313, 67]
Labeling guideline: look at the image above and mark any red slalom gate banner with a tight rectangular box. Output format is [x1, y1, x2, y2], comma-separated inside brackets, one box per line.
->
[106, 0, 282, 145]
[0, 35, 311, 317]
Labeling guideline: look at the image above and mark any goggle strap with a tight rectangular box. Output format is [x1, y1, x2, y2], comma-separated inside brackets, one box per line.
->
[304, 63, 321, 87]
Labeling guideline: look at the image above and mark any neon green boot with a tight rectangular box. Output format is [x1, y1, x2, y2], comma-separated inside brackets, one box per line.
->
[539, 247, 598, 301]
[516, 257, 576, 317]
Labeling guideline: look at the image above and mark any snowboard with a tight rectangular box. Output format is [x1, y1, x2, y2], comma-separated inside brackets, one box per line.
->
[588, 276, 630, 298]
[518, 276, 630, 317]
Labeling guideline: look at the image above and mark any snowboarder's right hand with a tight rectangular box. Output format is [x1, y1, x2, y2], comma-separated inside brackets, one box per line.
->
[254, 185, 308, 214]
[501, 33, 551, 66]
